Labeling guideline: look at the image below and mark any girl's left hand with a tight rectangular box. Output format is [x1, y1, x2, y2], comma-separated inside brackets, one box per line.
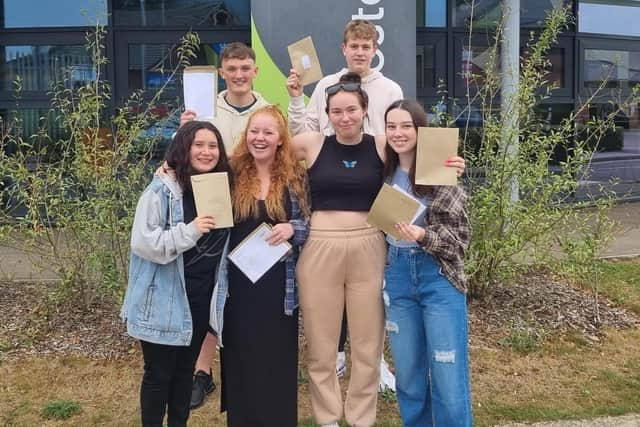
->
[266, 223, 294, 246]
[395, 222, 426, 243]
[445, 156, 466, 177]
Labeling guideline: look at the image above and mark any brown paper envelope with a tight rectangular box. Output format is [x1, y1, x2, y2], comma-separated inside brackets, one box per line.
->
[287, 36, 323, 87]
[367, 184, 423, 240]
[190, 172, 234, 228]
[416, 127, 459, 186]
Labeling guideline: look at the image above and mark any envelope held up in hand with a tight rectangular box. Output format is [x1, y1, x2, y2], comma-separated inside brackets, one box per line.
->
[287, 36, 323, 87]
[415, 127, 459, 186]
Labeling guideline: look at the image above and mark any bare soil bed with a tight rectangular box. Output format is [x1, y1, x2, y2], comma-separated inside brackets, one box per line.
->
[1, 271, 638, 361]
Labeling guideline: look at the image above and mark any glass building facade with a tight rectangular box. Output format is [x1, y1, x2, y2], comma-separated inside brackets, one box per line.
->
[1, 0, 638, 197]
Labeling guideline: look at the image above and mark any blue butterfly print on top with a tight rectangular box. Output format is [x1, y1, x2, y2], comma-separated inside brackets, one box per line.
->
[342, 160, 358, 168]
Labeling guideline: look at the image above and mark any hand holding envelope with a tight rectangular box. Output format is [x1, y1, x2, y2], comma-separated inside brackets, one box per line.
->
[416, 127, 460, 186]
[367, 184, 426, 240]
[227, 223, 292, 283]
[190, 172, 234, 228]
[287, 36, 323, 87]
[183, 66, 217, 120]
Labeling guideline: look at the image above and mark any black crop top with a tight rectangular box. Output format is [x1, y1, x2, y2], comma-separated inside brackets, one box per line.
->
[308, 134, 383, 211]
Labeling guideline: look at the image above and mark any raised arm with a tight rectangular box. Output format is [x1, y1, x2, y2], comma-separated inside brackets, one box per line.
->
[287, 69, 322, 135]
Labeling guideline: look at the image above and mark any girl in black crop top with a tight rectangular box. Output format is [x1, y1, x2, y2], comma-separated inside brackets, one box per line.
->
[289, 73, 466, 425]
[289, 73, 393, 425]
[307, 133, 383, 211]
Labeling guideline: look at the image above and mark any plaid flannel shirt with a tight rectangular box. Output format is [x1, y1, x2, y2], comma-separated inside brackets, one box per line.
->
[418, 185, 471, 293]
[284, 188, 310, 315]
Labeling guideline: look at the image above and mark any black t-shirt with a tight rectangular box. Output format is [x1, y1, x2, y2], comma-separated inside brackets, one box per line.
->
[182, 189, 228, 308]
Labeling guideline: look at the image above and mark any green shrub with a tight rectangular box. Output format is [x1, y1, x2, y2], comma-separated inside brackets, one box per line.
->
[41, 400, 81, 420]
[448, 7, 639, 298]
[0, 26, 200, 308]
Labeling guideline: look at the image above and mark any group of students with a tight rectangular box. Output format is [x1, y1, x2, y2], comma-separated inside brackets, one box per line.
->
[120, 19, 473, 427]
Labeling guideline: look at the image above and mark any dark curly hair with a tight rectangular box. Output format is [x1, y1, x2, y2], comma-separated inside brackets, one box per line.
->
[165, 120, 232, 192]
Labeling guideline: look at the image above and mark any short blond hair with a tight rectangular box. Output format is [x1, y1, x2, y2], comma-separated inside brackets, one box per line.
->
[343, 20, 378, 47]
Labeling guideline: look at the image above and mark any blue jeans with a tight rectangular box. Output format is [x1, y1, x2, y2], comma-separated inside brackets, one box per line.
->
[384, 246, 472, 427]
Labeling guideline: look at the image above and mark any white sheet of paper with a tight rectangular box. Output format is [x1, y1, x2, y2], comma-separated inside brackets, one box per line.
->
[227, 223, 291, 283]
[392, 184, 427, 224]
[183, 66, 217, 120]
[301, 54, 311, 69]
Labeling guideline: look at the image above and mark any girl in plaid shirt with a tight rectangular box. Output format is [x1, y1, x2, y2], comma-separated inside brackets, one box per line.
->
[382, 99, 472, 427]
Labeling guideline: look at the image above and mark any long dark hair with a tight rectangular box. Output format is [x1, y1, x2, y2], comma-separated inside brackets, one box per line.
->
[165, 120, 231, 192]
[383, 99, 432, 198]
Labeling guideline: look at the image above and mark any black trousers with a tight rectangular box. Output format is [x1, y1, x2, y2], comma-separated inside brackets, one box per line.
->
[139, 304, 209, 427]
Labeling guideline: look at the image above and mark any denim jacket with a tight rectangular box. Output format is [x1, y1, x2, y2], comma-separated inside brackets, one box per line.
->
[120, 175, 229, 346]
[211, 188, 309, 347]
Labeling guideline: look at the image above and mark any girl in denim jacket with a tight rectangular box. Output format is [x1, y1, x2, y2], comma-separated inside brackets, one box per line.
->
[382, 99, 472, 427]
[121, 121, 231, 427]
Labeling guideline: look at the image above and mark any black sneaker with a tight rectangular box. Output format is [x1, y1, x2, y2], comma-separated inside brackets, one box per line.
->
[189, 370, 216, 409]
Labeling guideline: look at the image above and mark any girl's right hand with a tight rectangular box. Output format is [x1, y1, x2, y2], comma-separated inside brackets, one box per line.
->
[180, 109, 197, 128]
[192, 215, 216, 233]
[286, 69, 303, 97]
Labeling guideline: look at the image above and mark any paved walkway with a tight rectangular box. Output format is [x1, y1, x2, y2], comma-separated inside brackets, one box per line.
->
[499, 413, 640, 426]
[0, 202, 636, 281]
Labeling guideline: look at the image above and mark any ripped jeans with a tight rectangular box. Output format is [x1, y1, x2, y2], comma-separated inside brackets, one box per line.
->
[383, 245, 472, 427]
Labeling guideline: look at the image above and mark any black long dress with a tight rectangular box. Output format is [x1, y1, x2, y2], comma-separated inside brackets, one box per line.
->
[221, 199, 298, 427]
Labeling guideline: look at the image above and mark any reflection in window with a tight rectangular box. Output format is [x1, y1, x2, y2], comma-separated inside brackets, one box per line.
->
[452, 0, 568, 27]
[584, 49, 640, 90]
[3, 0, 107, 28]
[461, 45, 498, 90]
[1, 46, 93, 91]
[416, 45, 436, 89]
[579, 1, 640, 37]
[1, 108, 69, 154]
[417, 0, 446, 27]
[128, 42, 229, 92]
[521, 47, 565, 88]
[113, 0, 250, 26]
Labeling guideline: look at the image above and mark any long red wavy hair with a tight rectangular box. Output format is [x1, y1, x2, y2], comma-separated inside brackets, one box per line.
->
[231, 105, 310, 222]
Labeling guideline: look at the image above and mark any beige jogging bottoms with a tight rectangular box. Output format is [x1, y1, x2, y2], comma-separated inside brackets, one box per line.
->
[297, 226, 386, 427]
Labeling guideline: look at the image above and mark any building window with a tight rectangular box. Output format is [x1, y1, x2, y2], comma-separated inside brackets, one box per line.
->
[113, 0, 250, 27]
[521, 46, 566, 88]
[0, 108, 69, 153]
[0, 45, 93, 92]
[417, 0, 446, 27]
[2, 0, 107, 28]
[452, 0, 569, 28]
[584, 49, 640, 90]
[579, 0, 640, 37]
[416, 44, 436, 89]
[127, 42, 228, 93]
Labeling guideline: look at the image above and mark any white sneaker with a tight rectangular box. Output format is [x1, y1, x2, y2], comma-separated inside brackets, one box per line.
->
[336, 351, 346, 378]
[379, 356, 396, 393]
